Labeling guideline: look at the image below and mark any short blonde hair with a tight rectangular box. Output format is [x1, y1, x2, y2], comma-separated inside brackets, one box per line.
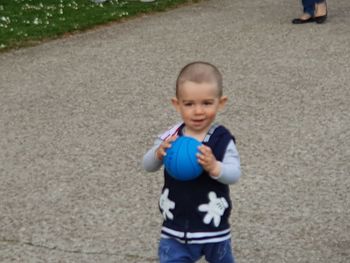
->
[176, 61, 223, 98]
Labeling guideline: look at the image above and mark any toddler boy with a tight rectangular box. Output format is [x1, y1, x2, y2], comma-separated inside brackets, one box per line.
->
[143, 61, 241, 263]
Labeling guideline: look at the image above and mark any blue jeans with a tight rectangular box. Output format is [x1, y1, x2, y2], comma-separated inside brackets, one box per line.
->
[158, 238, 235, 263]
[302, 0, 324, 16]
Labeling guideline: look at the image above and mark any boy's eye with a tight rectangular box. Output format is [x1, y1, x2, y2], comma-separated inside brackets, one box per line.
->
[203, 101, 214, 105]
[184, 102, 193, 107]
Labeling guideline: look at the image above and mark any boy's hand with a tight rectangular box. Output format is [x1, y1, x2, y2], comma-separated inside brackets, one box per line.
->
[156, 135, 178, 161]
[197, 145, 221, 177]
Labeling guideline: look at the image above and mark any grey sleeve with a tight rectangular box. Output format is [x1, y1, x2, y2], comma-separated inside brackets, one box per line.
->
[210, 140, 241, 185]
[142, 138, 163, 172]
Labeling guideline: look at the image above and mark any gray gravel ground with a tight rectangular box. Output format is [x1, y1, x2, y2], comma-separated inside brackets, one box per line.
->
[1, 0, 349, 262]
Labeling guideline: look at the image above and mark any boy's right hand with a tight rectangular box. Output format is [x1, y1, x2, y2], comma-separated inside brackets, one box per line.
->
[156, 135, 178, 161]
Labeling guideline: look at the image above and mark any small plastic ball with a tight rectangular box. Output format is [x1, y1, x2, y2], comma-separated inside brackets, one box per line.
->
[163, 136, 203, 181]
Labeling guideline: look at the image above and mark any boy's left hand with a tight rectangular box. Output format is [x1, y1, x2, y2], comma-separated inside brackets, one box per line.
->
[197, 145, 221, 177]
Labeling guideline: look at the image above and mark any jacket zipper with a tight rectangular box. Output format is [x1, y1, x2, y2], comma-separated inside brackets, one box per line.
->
[184, 219, 189, 244]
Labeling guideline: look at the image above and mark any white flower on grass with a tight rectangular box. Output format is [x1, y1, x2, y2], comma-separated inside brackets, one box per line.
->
[1, 16, 10, 24]
[33, 18, 42, 25]
[91, 0, 109, 3]
[159, 188, 175, 220]
[46, 6, 56, 11]
[198, 192, 228, 227]
[59, 0, 64, 14]
[119, 11, 128, 17]
[69, 1, 78, 10]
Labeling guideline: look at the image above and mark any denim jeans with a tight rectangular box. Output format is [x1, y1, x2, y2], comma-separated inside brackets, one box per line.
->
[158, 238, 235, 263]
[302, 0, 324, 16]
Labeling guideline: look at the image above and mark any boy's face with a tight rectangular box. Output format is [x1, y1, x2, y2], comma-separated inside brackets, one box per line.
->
[172, 81, 227, 136]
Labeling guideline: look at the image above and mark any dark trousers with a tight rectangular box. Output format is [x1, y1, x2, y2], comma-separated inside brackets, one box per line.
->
[302, 0, 324, 16]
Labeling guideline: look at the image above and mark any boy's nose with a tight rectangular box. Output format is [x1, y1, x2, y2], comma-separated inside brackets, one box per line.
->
[194, 105, 204, 114]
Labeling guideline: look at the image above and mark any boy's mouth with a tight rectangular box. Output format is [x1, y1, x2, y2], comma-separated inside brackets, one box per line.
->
[191, 119, 205, 125]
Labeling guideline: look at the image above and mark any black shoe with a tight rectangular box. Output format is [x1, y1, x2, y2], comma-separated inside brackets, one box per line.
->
[292, 17, 315, 24]
[314, 14, 327, 23]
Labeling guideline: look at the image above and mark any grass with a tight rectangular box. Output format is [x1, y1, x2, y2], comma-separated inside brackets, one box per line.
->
[0, 0, 198, 52]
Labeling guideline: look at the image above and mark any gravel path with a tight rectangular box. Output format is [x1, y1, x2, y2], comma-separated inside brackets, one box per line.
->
[0, 0, 349, 262]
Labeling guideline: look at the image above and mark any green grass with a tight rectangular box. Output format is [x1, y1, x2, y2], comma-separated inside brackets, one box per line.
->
[0, 0, 198, 52]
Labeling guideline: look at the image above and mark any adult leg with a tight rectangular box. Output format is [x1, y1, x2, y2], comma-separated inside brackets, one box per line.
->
[302, 0, 316, 16]
[292, 0, 316, 24]
[314, 0, 327, 23]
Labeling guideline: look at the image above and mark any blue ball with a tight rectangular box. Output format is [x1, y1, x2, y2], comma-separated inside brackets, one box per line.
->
[163, 136, 203, 181]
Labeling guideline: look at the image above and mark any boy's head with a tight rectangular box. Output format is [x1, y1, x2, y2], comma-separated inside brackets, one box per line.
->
[176, 61, 223, 98]
[172, 62, 227, 137]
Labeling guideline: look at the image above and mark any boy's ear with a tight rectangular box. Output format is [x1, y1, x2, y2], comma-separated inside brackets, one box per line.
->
[219, 96, 228, 110]
[171, 97, 180, 112]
